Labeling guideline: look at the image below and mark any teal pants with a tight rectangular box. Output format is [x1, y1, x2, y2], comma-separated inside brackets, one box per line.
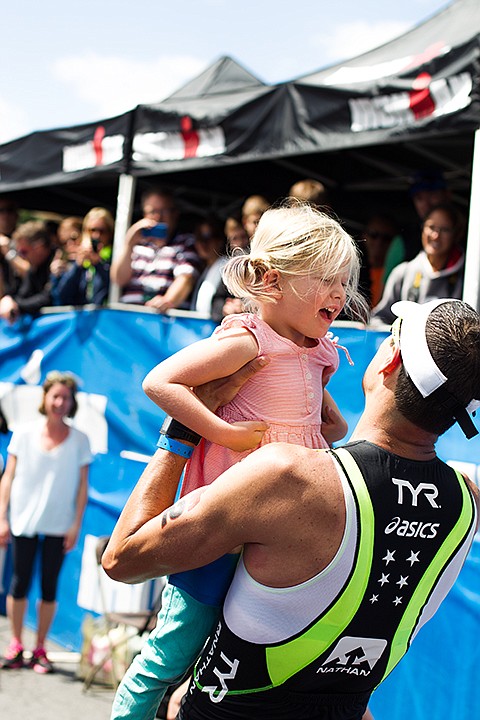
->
[110, 583, 220, 720]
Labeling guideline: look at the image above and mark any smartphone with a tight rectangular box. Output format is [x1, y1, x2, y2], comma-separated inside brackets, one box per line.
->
[142, 223, 168, 240]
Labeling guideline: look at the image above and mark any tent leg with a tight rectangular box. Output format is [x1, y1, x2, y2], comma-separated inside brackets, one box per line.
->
[109, 174, 137, 304]
[463, 127, 480, 311]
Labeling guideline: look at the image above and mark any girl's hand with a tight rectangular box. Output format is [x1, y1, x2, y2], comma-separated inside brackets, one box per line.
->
[321, 404, 348, 446]
[224, 420, 269, 451]
[0, 518, 11, 547]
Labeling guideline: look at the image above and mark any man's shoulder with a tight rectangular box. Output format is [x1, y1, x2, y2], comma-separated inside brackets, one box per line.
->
[252, 441, 323, 463]
[248, 443, 335, 488]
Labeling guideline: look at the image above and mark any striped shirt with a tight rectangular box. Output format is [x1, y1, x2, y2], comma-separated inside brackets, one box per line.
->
[120, 233, 202, 305]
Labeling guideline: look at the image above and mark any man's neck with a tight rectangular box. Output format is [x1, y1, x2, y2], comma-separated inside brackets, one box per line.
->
[351, 405, 437, 461]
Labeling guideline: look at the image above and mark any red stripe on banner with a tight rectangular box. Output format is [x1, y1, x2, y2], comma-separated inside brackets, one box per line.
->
[181, 116, 200, 159]
[93, 126, 105, 165]
[409, 73, 435, 120]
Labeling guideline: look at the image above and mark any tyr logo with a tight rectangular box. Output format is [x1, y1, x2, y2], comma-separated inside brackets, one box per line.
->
[202, 652, 239, 704]
[392, 478, 440, 508]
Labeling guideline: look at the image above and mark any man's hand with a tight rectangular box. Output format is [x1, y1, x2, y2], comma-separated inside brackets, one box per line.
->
[0, 295, 19, 323]
[145, 294, 173, 313]
[223, 297, 244, 316]
[195, 355, 270, 412]
[0, 235, 10, 257]
[126, 218, 165, 250]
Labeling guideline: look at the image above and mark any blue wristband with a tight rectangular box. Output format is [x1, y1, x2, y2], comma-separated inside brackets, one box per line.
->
[156, 434, 195, 459]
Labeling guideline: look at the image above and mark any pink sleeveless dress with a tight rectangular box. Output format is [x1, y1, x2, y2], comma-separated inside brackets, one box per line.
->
[180, 313, 339, 496]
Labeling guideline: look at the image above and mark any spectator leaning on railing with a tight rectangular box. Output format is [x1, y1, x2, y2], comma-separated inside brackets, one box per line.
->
[0, 221, 55, 324]
[110, 188, 202, 313]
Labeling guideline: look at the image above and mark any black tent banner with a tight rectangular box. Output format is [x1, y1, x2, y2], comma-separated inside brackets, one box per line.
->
[0, 0, 479, 302]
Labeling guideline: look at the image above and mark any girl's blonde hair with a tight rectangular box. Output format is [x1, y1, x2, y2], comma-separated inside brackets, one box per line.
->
[39, 371, 78, 418]
[222, 202, 367, 320]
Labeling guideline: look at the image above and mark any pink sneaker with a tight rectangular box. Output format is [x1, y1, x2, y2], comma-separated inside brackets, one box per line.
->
[0, 640, 24, 669]
[29, 647, 54, 674]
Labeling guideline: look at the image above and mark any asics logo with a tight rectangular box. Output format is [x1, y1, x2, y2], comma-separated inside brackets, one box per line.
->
[384, 516, 439, 538]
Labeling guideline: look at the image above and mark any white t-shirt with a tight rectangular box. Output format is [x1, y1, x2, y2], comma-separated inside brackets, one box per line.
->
[7, 419, 93, 537]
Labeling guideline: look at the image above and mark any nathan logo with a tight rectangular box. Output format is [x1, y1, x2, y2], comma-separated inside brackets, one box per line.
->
[384, 516, 439, 539]
[392, 477, 440, 508]
[317, 636, 387, 677]
[349, 71, 472, 133]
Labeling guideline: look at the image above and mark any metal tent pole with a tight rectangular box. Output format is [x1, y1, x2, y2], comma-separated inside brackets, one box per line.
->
[463, 127, 480, 311]
[108, 173, 137, 304]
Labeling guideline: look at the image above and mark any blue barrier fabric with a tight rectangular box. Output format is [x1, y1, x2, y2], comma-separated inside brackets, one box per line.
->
[0, 309, 478, 719]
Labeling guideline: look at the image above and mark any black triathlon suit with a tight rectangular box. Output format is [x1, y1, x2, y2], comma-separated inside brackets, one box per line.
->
[178, 441, 477, 720]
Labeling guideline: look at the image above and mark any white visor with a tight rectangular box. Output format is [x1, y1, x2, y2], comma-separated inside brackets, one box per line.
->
[391, 298, 480, 439]
[391, 299, 450, 398]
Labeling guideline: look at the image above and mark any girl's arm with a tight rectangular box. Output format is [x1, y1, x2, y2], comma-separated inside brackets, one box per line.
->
[321, 389, 349, 446]
[0, 454, 17, 546]
[64, 464, 89, 552]
[143, 328, 269, 451]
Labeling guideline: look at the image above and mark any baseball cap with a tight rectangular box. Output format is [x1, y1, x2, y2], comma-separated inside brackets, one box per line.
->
[391, 299, 479, 438]
[409, 170, 447, 197]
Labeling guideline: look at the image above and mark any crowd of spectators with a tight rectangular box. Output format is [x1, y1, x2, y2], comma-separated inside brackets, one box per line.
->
[0, 169, 468, 326]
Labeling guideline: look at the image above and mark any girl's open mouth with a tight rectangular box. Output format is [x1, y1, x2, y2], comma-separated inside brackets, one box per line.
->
[319, 307, 336, 321]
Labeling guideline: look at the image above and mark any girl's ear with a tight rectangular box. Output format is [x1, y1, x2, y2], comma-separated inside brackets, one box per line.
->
[262, 269, 282, 295]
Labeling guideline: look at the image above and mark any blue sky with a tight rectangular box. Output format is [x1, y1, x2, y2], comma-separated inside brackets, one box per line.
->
[0, 0, 450, 143]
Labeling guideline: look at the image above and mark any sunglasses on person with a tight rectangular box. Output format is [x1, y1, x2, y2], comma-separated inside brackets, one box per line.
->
[88, 226, 109, 235]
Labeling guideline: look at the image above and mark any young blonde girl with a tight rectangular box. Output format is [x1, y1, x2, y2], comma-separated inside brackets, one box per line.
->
[111, 202, 366, 720]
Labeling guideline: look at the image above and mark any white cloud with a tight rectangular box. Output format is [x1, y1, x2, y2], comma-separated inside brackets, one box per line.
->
[313, 20, 410, 65]
[0, 97, 30, 143]
[53, 53, 207, 118]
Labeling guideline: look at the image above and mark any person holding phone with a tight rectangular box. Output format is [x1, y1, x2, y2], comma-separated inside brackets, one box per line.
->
[52, 207, 114, 307]
[110, 188, 202, 312]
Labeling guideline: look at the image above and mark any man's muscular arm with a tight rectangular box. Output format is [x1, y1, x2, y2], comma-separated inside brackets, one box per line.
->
[102, 356, 270, 582]
[103, 440, 342, 589]
[103, 449, 188, 582]
[103, 443, 280, 583]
